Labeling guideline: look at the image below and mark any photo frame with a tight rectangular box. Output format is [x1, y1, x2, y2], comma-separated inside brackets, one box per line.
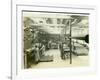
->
[11, 1, 97, 80]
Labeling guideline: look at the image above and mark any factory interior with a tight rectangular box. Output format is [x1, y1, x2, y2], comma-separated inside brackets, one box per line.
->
[23, 12, 89, 69]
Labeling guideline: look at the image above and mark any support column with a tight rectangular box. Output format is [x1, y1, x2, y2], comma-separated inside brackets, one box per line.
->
[69, 20, 72, 64]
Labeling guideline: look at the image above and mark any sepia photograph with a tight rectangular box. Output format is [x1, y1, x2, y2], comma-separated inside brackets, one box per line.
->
[23, 11, 89, 69]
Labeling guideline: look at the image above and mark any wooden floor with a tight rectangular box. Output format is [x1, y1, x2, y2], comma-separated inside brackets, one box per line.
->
[30, 47, 89, 68]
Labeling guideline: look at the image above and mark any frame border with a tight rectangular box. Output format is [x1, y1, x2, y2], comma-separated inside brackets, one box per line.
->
[11, 3, 96, 80]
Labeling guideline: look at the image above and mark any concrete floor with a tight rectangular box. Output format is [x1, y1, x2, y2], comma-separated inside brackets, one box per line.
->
[30, 48, 89, 68]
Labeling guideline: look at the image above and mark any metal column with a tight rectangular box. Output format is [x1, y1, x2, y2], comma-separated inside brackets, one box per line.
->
[69, 20, 72, 64]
